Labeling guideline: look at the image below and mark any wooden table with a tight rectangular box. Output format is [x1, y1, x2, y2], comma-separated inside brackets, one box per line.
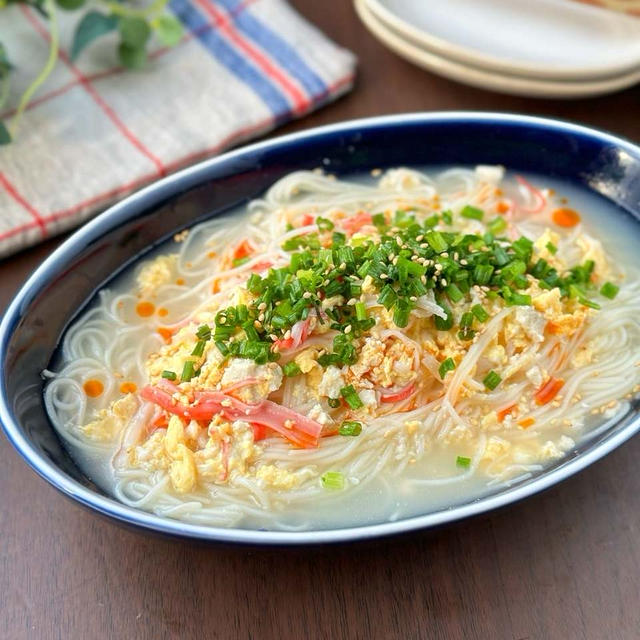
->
[2, 3, 639, 638]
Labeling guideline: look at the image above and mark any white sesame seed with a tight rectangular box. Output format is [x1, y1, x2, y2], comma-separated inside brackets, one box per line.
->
[344, 325, 352, 334]
[380, 273, 389, 279]
[303, 291, 312, 299]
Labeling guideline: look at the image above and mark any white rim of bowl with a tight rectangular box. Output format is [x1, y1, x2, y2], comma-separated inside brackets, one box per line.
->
[365, 0, 640, 81]
[356, 0, 640, 99]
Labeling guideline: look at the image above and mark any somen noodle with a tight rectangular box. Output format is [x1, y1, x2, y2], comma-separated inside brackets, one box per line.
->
[43, 166, 640, 529]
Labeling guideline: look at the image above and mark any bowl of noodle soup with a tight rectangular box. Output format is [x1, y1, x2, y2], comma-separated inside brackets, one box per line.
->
[1, 113, 640, 544]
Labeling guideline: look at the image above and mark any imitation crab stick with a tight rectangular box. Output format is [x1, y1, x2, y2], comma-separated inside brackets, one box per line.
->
[515, 175, 546, 214]
[380, 382, 416, 404]
[273, 317, 311, 351]
[340, 211, 372, 235]
[141, 385, 322, 448]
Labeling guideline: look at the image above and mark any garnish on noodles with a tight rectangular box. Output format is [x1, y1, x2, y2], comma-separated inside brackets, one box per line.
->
[44, 166, 640, 529]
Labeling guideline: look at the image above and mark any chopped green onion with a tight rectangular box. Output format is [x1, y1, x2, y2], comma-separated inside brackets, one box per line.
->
[460, 205, 484, 220]
[340, 384, 363, 409]
[355, 302, 367, 321]
[191, 340, 206, 357]
[196, 324, 212, 340]
[372, 212, 386, 228]
[393, 301, 411, 328]
[483, 370, 502, 390]
[316, 216, 334, 231]
[471, 304, 489, 322]
[215, 340, 229, 356]
[425, 231, 448, 253]
[327, 397, 341, 408]
[161, 370, 177, 381]
[445, 283, 464, 304]
[474, 264, 494, 285]
[460, 311, 474, 328]
[424, 214, 439, 228]
[438, 357, 456, 380]
[512, 236, 533, 260]
[339, 421, 362, 436]
[487, 217, 507, 234]
[377, 284, 397, 310]
[232, 256, 250, 267]
[434, 299, 454, 331]
[545, 241, 557, 255]
[321, 471, 344, 490]
[283, 361, 302, 377]
[600, 281, 619, 299]
[441, 210, 453, 225]
[181, 360, 196, 382]
[456, 456, 471, 468]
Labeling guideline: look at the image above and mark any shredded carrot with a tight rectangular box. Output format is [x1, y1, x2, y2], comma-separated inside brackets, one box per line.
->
[152, 414, 169, 429]
[175, 278, 185, 286]
[212, 279, 220, 294]
[120, 382, 137, 394]
[233, 239, 254, 260]
[157, 307, 169, 317]
[494, 188, 503, 196]
[301, 213, 314, 226]
[518, 417, 535, 428]
[497, 404, 516, 422]
[545, 321, 561, 334]
[552, 207, 581, 228]
[207, 251, 217, 259]
[496, 201, 510, 214]
[136, 301, 155, 317]
[83, 379, 104, 398]
[157, 327, 173, 343]
[535, 377, 564, 405]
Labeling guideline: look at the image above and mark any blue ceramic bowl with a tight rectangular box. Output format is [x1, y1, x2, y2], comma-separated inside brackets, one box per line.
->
[2, 113, 639, 544]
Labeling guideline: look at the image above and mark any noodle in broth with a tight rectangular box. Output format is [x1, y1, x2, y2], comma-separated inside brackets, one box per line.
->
[44, 166, 640, 530]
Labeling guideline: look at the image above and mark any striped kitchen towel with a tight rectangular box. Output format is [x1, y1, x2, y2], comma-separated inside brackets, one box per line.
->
[0, 0, 356, 258]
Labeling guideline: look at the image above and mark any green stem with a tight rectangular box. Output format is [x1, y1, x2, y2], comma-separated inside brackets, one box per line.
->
[0, 73, 10, 112]
[104, 0, 169, 19]
[10, 0, 59, 136]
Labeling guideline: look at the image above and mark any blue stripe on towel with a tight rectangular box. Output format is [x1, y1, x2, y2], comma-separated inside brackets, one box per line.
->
[169, 0, 292, 118]
[217, 0, 328, 99]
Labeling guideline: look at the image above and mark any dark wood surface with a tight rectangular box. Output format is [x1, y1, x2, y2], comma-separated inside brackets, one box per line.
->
[2, 3, 640, 639]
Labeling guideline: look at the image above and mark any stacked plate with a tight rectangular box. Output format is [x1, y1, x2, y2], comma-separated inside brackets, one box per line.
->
[355, 0, 640, 98]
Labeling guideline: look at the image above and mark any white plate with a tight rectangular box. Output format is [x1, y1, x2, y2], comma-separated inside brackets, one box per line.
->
[367, 0, 640, 81]
[355, 0, 640, 99]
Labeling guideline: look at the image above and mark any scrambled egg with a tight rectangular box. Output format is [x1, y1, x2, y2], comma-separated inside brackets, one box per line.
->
[255, 464, 302, 490]
[533, 229, 563, 268]
[530, 285, 590, 337]
[130, 415, 259, 493]
[220, 358, 283, 403]
[317, 365, 345, 399]
[350, 337, 415, 388]
[83, 394, 138, 441]
[136, 255, 178, 298]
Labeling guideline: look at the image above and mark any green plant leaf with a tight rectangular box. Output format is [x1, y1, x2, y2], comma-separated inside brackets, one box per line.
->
[155, 15, 183, 47]
[118, 42, 147, 69]
[0, 43, 12, 77]
[118, 16, 151, 49]
[71, 11, 118, 61]
[55, 0, 86, 10]
[0, 121, 11, 145]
